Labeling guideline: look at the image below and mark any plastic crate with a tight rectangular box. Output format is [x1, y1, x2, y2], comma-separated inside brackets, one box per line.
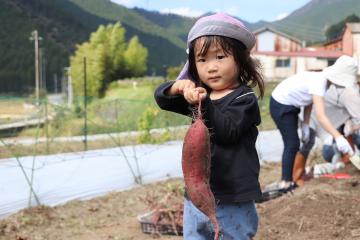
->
[138, 211, 183, 235]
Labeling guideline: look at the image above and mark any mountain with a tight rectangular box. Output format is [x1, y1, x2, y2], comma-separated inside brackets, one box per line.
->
[132, 7, 194, 42]
[0, 0, 90, 94]
[0, 0, 190, 93]
[1, 0, 359, 94]
[267, 0, 360, 43]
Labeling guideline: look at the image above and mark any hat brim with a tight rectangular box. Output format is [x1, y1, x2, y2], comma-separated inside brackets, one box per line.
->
[188, 20, 255, 50]
[323, 66, 357, 87]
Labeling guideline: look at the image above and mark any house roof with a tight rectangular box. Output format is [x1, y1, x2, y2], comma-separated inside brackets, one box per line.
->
[323, 37, 342, 46]
[253, 50, 343, 58]
[321, 22, 360, 46]
[253, 26, 302, 44]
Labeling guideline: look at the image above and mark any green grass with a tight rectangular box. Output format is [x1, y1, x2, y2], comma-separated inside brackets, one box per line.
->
[0, 79, 279, 158]
[11, 79, 278, 138]
[18, 80, 190, 138]
[258, 82, 277, 131]
[91, 80, 190, 132]
[0, 98, 34, 117]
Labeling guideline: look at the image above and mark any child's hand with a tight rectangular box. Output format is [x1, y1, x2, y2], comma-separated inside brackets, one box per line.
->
[166, 80, 195, 96]
[184, 87, 207, 104]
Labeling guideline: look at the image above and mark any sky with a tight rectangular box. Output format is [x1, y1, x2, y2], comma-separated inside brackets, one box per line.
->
[110, 0, 311, 23]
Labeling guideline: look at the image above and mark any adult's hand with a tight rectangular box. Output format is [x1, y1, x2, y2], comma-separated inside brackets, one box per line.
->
[335, 135, 354, 155]
[301, 123, 310, 143]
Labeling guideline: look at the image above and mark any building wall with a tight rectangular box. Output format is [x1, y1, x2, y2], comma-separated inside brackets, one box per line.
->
[255, 31, 301, 52]
[342, 27, 353, 56]
[353, 33, 360, 74]
[256, 32, 275, 51]
[323, 40, 342, 51]
[253, 25, 360, 80]
[254, 55, 295, 81]
[303, 58, 328, 71]
[253, 54, 329, 81]
[274, 35, 302, 52]
[273, 59, 296, 78]
[295, 57, 306, 72]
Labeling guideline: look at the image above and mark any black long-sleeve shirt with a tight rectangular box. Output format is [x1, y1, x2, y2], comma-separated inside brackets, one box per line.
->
[154, 81, 262, 203]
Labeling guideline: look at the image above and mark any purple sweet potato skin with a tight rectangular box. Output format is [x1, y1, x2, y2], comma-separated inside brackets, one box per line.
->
[182, 118, 220, 239]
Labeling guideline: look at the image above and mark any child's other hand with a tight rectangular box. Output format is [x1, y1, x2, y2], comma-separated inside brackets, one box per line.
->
[184, 87, 207, 104]
[166, 79, 195, 96]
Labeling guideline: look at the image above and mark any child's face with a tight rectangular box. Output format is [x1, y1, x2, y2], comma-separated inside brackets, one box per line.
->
[194, 39, 239, 91]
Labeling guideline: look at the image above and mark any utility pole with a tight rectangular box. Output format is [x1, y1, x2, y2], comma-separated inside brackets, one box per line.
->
[41, 49, 46, 92]
[64, 67, 73, 108]
[39, 47, 43, 91]
[30, 30, 42, 104]
[37, 42, 46, 95]
[83, 57, 88, 151]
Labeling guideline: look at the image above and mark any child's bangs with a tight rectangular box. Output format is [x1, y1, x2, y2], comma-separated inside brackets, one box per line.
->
[194, 36, 233, 56]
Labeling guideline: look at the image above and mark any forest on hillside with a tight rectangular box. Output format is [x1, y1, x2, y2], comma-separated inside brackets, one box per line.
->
[0, 0, 187, 94]
[1, 0, 360, 94]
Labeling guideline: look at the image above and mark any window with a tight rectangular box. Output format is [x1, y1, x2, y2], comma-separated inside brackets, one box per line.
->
[275, 59, 290, 67]
[327, 59, 336, 66]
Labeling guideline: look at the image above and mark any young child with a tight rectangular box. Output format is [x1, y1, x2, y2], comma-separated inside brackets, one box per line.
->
[154, 12, 264, 240]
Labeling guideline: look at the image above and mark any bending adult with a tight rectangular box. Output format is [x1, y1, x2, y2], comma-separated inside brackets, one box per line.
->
[292, 76, 360, 185]
[268, 55, 357, 190]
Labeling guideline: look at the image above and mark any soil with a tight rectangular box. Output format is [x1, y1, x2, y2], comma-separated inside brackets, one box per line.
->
[1, 159, 360, 240]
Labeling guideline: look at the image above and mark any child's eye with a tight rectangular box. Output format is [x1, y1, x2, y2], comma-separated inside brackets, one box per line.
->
[197, 58, 205, 62]
[217, 55, 226, 59]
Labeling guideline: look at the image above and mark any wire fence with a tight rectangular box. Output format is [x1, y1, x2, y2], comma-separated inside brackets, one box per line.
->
[0, 93, 190, 151]
[0, 80, 277, 216]
[0, 93, 191, 211]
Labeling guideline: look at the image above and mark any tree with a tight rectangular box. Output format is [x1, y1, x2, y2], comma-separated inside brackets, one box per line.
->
[325, 14, 360, 41]
[124, 36, 148, 77]
[166, 64, 183, 80]
[108, 22, 127, 79]
[70, 42, 106, 98]
[70, 22, 148, 98]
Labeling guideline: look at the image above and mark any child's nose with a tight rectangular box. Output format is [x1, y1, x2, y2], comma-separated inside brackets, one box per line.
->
[207, 60, 218, 72]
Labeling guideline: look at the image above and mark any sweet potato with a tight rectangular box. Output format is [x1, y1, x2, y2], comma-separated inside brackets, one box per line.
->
[182, 100, 220, 240]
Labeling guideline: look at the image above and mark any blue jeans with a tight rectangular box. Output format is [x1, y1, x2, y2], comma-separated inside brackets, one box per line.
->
[322, 144, 336, 162]
[270, 97, 300, 181]
[183, 198, 258, 240]
[353, 133, 360, 149]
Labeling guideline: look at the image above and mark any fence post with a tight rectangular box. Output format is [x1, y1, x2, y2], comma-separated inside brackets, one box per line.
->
[45, 100, 49, 153]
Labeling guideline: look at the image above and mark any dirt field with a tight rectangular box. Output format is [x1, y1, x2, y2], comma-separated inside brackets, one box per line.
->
[0, 160, 360, 240]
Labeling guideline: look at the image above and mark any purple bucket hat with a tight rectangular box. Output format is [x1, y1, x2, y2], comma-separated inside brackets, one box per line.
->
[177, 12, 255, 80]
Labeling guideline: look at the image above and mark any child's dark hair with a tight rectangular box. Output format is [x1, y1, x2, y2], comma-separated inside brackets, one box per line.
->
[188, 36, 265, 98]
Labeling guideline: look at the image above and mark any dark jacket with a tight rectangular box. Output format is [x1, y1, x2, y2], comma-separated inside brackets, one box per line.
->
[154, 81, 262, 203]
